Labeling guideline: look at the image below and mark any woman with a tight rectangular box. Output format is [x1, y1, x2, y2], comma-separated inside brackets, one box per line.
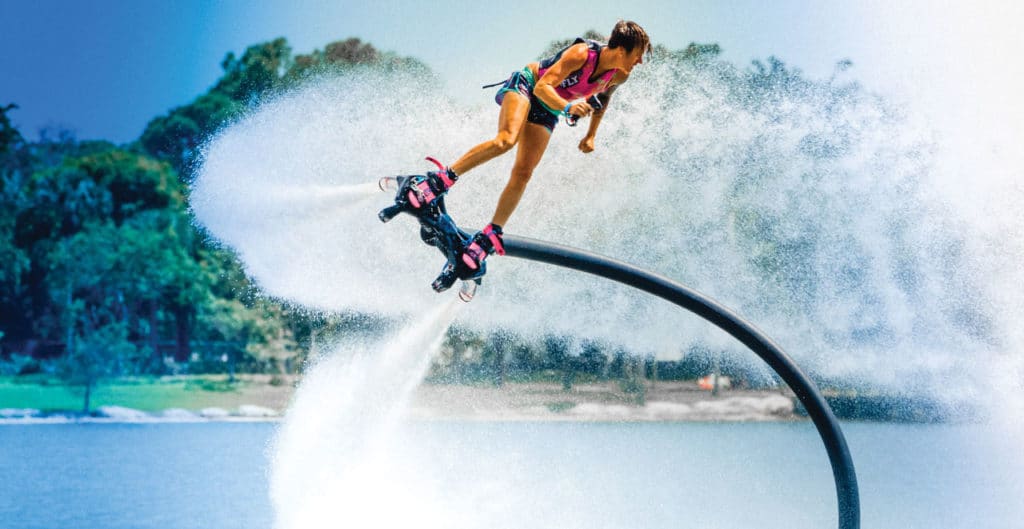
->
[400, 20, 651, 288]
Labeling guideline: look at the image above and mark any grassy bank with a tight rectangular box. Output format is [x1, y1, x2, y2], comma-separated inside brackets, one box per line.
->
[0, 375, 296, 413]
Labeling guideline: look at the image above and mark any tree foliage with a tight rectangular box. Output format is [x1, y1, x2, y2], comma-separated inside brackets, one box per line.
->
[139, 37, 425, 177]
[289, 37, 429, 80]
[1, 103, 25, 158]
[1, 36, 430, 392]
[60, 321, 138, 413]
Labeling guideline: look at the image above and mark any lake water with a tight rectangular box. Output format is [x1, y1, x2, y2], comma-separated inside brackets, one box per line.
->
[0, 421, 1020, 529]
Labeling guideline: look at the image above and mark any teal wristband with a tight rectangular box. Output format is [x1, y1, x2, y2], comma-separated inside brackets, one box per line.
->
[563, 103, 572, 116]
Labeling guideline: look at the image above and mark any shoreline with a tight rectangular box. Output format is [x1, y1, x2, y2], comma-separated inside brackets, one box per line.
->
[1, 380, 797, 424]
[410, 382, 795, 422]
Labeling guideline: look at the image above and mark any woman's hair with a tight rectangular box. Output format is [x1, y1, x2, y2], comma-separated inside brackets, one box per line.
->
[608, 20, 651, 55]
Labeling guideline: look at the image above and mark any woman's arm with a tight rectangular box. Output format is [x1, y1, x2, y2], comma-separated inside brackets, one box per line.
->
[580, 78, 624, 153]
[533, 43, 594, 118]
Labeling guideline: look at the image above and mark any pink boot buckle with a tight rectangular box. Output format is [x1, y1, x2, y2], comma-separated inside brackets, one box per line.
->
[483, 225, 505, 255]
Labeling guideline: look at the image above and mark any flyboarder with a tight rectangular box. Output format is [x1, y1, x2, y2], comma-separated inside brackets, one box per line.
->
[381, 20, 651, 295]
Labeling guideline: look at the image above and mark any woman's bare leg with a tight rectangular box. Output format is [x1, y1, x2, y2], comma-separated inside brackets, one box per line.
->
[490, 122, 552, 228]
[449, 92, 529, 176]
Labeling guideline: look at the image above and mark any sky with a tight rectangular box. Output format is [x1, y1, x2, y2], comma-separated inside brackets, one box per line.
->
[1, 0, 1022, 151]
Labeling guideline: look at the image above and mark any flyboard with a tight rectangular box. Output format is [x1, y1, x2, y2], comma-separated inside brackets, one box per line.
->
[378, 158, 484, 302]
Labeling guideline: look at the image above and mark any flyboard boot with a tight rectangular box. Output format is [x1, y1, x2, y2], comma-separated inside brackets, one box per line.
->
[378, 157, 457, 222]
[378, 158, 491, 302]
[431, 223, 505, 301]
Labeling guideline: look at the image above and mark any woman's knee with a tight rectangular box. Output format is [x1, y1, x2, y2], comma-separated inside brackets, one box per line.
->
[493, 131, 518, 153]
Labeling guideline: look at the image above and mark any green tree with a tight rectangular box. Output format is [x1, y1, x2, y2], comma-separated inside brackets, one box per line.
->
[60, 322, 137, 413]
[288, 37, 429, 80]
[439, 327, 485, 383]
[543, 334, 575, 391]
[194, 296, 296, 380]
[140, 37, 426, 176]
[1, 103, 25, 157]
[18, 148, 183, 242]
[47, 222, 143, 408]
[140, 38, 292, 174]
[45, 208, 212, 378]
[10, 146, 206, 375]
[115, 210, 206, 371]
[214, 38, 293, 103]
[139, 91, 243, 175]
[0, 105, 32, 339]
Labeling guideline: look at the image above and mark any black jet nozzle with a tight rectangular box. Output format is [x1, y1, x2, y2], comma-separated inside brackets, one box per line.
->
[378, 204, 404, 223]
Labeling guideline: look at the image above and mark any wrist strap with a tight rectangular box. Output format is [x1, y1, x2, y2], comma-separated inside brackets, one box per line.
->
[563, 102, 573, 116]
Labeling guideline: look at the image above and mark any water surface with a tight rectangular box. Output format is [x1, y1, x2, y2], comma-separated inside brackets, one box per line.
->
[2, 421, 1019, 529]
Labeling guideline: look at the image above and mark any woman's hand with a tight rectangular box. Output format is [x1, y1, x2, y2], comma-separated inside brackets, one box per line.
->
[567, 100, 594, 119]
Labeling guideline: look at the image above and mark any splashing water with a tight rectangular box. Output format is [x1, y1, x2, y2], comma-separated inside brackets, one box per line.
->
[269, 297, 462, 529]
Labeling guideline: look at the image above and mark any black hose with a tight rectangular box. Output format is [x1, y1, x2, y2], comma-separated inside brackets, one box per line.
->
[503, 234, 860, 529]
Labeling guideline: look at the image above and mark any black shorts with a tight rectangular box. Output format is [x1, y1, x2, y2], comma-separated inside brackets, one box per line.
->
[493, 68, 559, 133]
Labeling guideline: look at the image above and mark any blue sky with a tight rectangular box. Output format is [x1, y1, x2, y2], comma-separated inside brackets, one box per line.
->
[2, 0, 1021, 148]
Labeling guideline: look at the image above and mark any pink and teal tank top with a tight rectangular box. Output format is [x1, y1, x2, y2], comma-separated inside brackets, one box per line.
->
[536, 38, 617, 112]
